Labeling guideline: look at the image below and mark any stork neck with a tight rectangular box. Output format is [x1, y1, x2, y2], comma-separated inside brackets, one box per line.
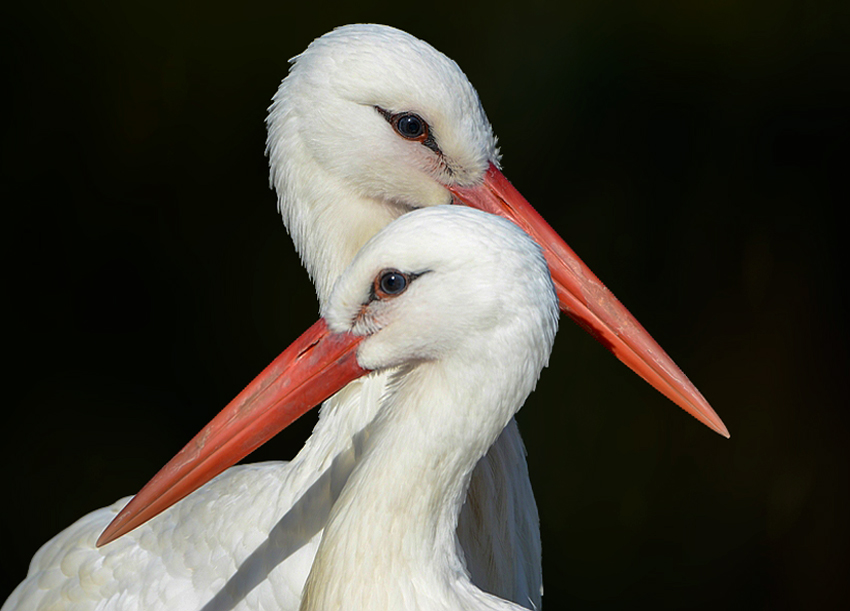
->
[300, 359, 525, 611]
[270, 122, 404, 305]
[298, 190, 401, 306]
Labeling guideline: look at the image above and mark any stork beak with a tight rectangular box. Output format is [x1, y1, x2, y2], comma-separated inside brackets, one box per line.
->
[96, 319, 366, 547]
[449, 163, 729, 439]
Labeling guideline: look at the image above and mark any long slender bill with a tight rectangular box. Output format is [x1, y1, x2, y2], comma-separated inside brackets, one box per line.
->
[96, 319, 366, 547]
[450, 163, 729, 438]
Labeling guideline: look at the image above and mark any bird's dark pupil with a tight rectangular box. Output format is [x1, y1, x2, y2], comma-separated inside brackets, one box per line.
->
[381, 272, 406, 294]
[397, 115, 423, 137]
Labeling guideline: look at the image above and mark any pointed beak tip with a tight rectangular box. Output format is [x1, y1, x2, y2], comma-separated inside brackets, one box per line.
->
[693, 406, 730, 439]
[95, 528, 115, 548]
[95, 319, 368, 547]
[452, 164, 729, 442]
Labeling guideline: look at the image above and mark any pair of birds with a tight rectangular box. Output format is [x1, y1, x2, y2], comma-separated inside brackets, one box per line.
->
[3, 24, 727, 611]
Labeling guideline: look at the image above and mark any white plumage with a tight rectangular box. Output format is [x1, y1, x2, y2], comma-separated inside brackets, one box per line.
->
[4, 23, 727, 611]
[7, 464, 318, 610]
[4, 25, 544, 611]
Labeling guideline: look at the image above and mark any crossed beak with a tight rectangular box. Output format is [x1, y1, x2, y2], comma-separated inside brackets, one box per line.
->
[95, 163, 727, 547]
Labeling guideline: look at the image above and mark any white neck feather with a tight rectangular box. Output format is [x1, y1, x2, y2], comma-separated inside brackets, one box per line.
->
[299, 351, 537, 611]
[267, 110, 403, 305]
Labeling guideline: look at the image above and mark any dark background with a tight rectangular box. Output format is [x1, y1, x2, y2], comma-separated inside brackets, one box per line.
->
[2, 1, 846, 608]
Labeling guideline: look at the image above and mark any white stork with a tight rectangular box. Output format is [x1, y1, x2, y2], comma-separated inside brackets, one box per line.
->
[280, 206, 560, 610]
[3, 25, 727, 611]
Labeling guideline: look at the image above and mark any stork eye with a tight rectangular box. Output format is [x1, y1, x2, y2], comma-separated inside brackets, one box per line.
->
[375, 107, 441, 154]
[395, 113, 426, 139]
[375, 269, 409, 299]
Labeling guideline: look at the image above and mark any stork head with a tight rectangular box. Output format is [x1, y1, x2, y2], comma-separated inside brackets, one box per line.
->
[325, 206, 557, 384]
[267, 25, 500, 299]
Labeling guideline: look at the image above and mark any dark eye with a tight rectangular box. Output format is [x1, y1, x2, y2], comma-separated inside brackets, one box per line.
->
[375, 107, 441, 154]
[395, 113, 426, 139]
[375, 269, 409, 298]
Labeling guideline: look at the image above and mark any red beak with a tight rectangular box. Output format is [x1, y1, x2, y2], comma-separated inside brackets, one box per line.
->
[96, 319, 366, 546]
[449, 163, 728, 438]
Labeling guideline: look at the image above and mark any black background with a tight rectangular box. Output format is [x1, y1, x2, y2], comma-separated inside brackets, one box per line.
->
[2, 1, 847, 608]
